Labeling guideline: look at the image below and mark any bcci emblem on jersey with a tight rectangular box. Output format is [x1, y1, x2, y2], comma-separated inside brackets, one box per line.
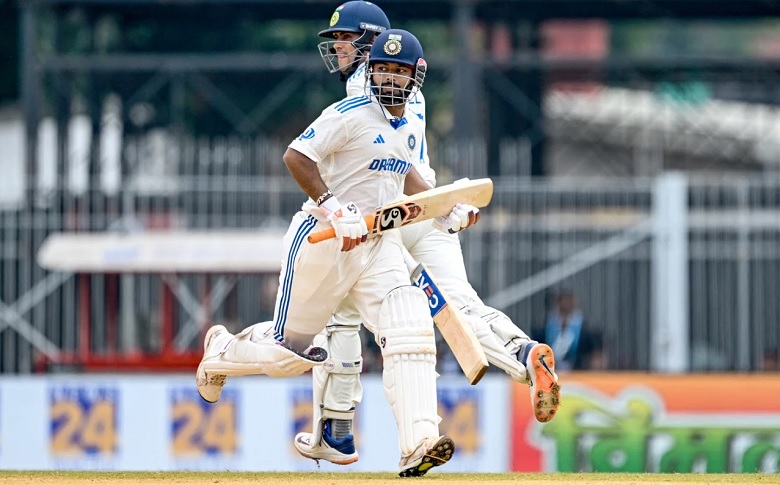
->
[408, 134, 416, 150]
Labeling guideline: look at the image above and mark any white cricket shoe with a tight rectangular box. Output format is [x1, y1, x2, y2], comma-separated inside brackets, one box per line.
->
[195, 324, 232, 403]
[294, 420, 358, 465]
[398, 435, 455, 477]
[527, 343, 561, 422]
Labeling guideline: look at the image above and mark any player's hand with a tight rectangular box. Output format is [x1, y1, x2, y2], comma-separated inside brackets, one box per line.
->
[326, 202, 368, 252]
[432, 203, 480, 234]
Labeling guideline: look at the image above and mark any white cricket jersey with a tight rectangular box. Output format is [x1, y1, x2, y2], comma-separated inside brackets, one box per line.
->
[289, 95, 426, 220]
[346, 62, 436, 188]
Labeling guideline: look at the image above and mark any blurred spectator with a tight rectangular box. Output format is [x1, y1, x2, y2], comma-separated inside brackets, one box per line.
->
[533, 289, 606, 371]
[760, 347, 779, 372]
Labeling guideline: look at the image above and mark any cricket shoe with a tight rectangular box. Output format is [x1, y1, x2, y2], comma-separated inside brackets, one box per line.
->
[527, 343, 561, 422]
[398, 435, 455, 478]
[196, 324, 232, 403]
[294, 420, 358, 465]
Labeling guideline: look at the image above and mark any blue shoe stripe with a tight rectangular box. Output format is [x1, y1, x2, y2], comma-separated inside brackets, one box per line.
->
[519, 342, 536, 367]
[322, 420, 356, 455]
[274, 215, 317, 340]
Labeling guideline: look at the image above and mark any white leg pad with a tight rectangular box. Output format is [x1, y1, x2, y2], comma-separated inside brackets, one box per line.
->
[466, 304, 532, 383]
[378, 285, 440, 458]
[201, 322, 326, 378]
[310, 324, 363, 444]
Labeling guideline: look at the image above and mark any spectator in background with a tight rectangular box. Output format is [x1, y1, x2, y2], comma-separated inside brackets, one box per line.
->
[533, 289, 606, 371]
[760, 347, 779, 372]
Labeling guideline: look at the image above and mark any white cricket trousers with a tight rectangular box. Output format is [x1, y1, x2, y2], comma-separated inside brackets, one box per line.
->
[272, 211, 411, 344]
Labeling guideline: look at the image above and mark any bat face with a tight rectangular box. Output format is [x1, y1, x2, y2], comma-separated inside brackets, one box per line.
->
[373, 203, 424, 233]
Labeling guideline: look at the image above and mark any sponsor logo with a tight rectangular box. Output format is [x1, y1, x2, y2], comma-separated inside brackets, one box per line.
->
[50, 385, 118, 457]
[375, 203, 422, 232]
[533, 385, 780, 472]
[437, 386, 481, 455]
[359, 22, 385, 32]
[298, 128, 315, 141]
[170, 388, 238, 457]
[368, 157, 412, 174]
[412, 267, 446, 317]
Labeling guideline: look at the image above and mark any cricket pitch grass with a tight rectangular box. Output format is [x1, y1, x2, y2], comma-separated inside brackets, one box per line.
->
[1, 472, 779, 485]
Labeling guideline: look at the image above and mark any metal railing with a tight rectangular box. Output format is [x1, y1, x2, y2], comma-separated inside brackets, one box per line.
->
[2, 137, 780, 373]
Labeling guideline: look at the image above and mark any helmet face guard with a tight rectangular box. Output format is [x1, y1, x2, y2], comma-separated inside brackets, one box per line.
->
[318, 2, 390, 77]
[366, 58, 426, 106]
[318, 36, 373, 75]
[364, 30, 427, 107]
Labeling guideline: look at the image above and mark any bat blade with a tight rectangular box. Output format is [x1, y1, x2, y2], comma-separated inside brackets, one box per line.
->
[307, 178, 493, 244]
[409, 261, 488, 385]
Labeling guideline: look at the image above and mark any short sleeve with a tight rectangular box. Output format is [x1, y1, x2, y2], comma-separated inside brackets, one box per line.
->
[288, 106, 349, 163]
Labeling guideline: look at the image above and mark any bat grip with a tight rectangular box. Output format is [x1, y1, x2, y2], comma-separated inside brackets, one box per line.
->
[306, 214, 375, 244]
[401, 247, 419, 274]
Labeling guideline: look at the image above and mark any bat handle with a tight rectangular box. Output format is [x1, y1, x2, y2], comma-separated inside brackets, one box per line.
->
[401, 247, 419, 274]
[306, 214, 375, 244]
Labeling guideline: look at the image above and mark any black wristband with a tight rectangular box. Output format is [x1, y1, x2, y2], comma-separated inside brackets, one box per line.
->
[316, 190, 334, 207]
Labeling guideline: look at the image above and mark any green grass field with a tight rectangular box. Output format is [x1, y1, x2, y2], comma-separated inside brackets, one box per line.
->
[1, 472, 779, 485]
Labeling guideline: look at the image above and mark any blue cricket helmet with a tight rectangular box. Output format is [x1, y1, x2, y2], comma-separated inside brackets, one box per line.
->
[368, 29, 424, 68]
[318, 1, 391, 42]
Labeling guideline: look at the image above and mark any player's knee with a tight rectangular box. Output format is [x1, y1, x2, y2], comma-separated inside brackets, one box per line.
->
[377, 285, 435, 357]
[467, 303, 531, 341]
[327, 324, 363, 359]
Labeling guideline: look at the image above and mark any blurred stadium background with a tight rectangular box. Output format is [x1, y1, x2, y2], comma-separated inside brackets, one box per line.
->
[0, 0, 780, 474]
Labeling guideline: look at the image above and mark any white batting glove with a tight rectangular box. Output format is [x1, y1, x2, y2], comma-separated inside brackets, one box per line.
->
[433, 203, 480, 234]
[325, 201, 368, 252]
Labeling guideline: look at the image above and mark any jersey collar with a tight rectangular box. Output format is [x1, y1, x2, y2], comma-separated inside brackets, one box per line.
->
[378, 103, 408, 130]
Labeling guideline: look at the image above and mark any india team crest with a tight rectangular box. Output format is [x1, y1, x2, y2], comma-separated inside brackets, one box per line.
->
[384, 34, 403, 55]
[408, 134, 416, 150]
[330, 11, 340, 26]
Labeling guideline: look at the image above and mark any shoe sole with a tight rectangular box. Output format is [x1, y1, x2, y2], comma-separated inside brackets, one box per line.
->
[530, 343, 561, 423]
[196, 325, 228, 404]
[398, 436, 455, 478]
[297, 449, 359, 465]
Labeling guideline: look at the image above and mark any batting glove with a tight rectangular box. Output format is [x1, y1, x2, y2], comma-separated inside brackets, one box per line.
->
[432, 203, 480, 234]
[326, 201, 368, 252]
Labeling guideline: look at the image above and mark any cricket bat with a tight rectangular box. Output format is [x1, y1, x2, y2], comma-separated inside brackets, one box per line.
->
[403, 249, 489, 385]
[307, 178, 493, 244]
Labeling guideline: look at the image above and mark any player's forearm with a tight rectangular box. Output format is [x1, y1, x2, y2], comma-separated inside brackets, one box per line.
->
[283, 147, 330, 202]
[404, 166, 434, 196]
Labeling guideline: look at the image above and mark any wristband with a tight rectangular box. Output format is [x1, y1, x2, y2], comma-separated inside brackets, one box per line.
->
[315, 190, 334, 206]
[319, 195, 342, 215]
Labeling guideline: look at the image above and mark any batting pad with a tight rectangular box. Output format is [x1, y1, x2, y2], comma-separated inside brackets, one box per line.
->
[201, 324, 326, 378]
[310, 325, 364, 444]
[378, 285, 440, 457]
[468, 305, 530, 383]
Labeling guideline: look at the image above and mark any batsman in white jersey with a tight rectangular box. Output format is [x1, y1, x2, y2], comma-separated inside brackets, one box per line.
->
[294, 0, 562, 467]
[195, 28, 480, 477]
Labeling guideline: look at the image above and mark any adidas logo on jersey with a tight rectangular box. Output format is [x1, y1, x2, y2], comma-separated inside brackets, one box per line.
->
[373, 134, 385, 144]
